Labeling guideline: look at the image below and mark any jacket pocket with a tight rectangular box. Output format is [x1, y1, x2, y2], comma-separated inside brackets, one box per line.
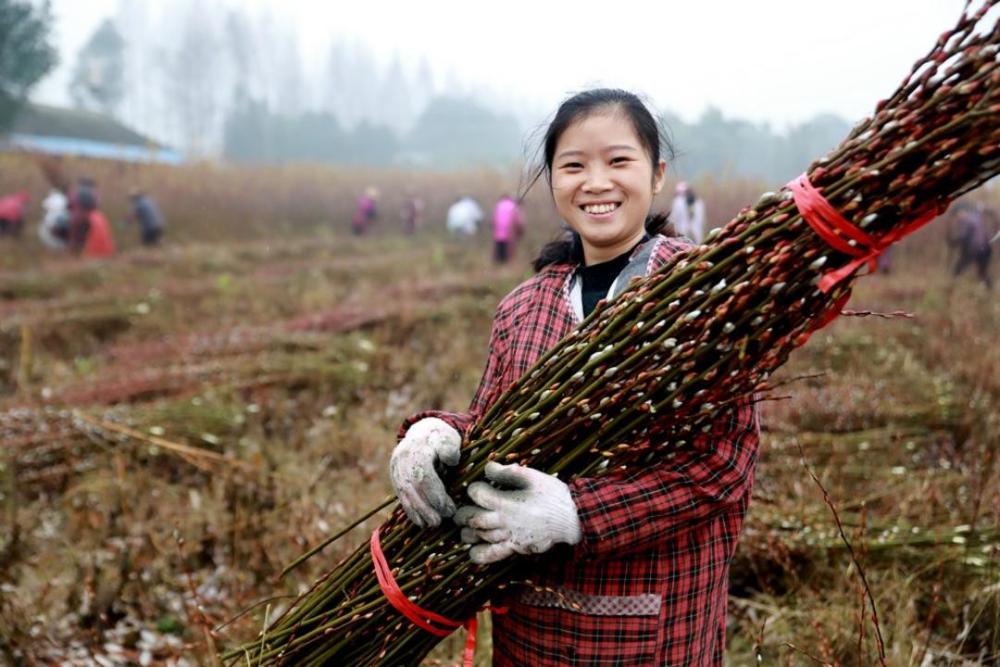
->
[519, 585, 661, 616]
[492, 586, 663, 666]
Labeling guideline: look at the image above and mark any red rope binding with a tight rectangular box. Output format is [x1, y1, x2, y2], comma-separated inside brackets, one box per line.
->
[371, 527, 462, 636]
[371, 527, 504, 666]
[787, 173, 947, 293]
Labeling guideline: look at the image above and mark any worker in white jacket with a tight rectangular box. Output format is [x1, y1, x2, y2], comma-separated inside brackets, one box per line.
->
[446, 196, 483, 236]
[669, 181, 706, 243]
[39, 188, 69, 250]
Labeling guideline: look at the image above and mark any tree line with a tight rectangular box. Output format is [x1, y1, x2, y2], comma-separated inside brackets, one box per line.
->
[3, 0, 852, 181]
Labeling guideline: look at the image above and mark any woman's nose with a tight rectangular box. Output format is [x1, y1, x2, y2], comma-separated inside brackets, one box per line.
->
[583, 166, 613, 192]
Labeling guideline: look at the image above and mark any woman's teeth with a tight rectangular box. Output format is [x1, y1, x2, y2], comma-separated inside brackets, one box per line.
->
[583, 203, 619, 214]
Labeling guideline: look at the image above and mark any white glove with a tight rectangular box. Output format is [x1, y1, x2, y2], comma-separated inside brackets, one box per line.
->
[389, 417, 461, 527]
[454, 461, 582, 564]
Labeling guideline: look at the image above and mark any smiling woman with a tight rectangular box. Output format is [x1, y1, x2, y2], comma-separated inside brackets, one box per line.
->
[389, 88, 760, 666]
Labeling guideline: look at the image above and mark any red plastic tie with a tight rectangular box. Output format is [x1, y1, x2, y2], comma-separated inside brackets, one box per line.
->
[370, 528, 462, 637]
[787, 173, 946, 293]
[370, 527, 505, 666]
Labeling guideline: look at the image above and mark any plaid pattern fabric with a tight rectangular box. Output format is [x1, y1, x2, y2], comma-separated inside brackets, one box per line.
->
[401, 235, 761, 666]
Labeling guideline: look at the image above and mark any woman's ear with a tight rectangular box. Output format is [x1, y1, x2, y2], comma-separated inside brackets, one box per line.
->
[652, 160, 667, 194]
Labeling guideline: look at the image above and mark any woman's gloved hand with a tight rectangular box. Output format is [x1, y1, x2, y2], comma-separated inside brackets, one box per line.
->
[389, 417, 461, 527]
[454, 462, 582, 564]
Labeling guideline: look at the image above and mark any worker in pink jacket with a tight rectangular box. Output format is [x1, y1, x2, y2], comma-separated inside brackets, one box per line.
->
[0, 191, 30, 237]
[492, 195, 523, 263]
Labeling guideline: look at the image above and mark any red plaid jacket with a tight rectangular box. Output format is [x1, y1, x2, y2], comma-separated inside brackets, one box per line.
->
[401, 235, 760, 666]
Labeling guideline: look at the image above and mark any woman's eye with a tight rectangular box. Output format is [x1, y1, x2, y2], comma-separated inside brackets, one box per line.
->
[561, 162, 583, 170]
[610, 156, 631, 165]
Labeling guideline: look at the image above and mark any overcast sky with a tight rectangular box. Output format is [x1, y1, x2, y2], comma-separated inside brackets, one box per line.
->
[35, 0, 969, 129]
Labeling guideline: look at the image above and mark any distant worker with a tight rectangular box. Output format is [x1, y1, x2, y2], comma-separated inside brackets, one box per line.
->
[82, 206, 116, 259]
[39, 188, 70, 250]
[492, 194, 523, 264]
[875, 246, 894, 274]
[949, 202, 994, 289]
[0, 191, 30, 237]
[446, 196, 483, 236]
[68, 177, 99, 252]
[670, 181, 706, 243]
[128, 190, 166, 246]
[352, 186, 378, 235]
[401, 190, 425, 235]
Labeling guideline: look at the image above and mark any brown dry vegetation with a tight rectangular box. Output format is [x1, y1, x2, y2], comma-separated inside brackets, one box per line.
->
[0, 155, 997, 665]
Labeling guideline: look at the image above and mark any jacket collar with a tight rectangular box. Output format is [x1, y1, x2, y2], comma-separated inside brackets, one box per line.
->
[559, 235, 663, 323]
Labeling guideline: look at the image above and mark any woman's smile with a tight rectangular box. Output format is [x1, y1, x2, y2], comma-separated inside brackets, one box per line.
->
[579, 201, 623, 219]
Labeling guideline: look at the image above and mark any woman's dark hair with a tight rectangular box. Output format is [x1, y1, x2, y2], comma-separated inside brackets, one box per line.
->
[524, 88, 676, 271]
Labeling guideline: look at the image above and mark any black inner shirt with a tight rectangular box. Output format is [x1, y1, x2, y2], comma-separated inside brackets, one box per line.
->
[579, 236, 647, 318]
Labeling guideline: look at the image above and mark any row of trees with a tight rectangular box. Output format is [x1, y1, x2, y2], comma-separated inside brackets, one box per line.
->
[219, 95, 850, 182]
[66, 2, 476, 159]
[61, 1, 852, 176]
[663, 109, 851, 184]
[223, 93, 523, 168]
[3, 0, 852, 178]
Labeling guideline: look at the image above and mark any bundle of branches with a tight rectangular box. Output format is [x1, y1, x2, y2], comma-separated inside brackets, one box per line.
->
[227, 4, 1000, 664]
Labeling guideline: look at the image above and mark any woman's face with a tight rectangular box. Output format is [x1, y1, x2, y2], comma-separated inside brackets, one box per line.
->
[550, 111, 666, 265]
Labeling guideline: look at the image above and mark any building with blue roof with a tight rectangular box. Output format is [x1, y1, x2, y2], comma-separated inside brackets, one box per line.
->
[1, 103, 182, 165]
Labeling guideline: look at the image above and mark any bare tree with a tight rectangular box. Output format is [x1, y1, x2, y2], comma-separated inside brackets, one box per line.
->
[224, 8, 257, 101]
[114, 0, 160, 136]
[323, 39, 382, 128]
[271, 26, 306, 115]
[412, 56, 435, 117]
[165, 2, 224, 156]
[322, 40, 351, 122]
[69, 18, 126, 116]
[376, 55, 413, 132]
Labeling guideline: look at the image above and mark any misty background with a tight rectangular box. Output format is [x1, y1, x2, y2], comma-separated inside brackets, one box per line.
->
[26, 0, 966, 181]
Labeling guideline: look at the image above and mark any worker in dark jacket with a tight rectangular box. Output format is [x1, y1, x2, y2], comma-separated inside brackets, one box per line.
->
[128, 190, 166, 246]
[949, 202, 994, 289]
[68, 177, 98, 252]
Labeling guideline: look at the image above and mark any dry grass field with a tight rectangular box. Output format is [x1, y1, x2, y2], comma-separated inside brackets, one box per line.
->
[0, 155, 996, 665]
